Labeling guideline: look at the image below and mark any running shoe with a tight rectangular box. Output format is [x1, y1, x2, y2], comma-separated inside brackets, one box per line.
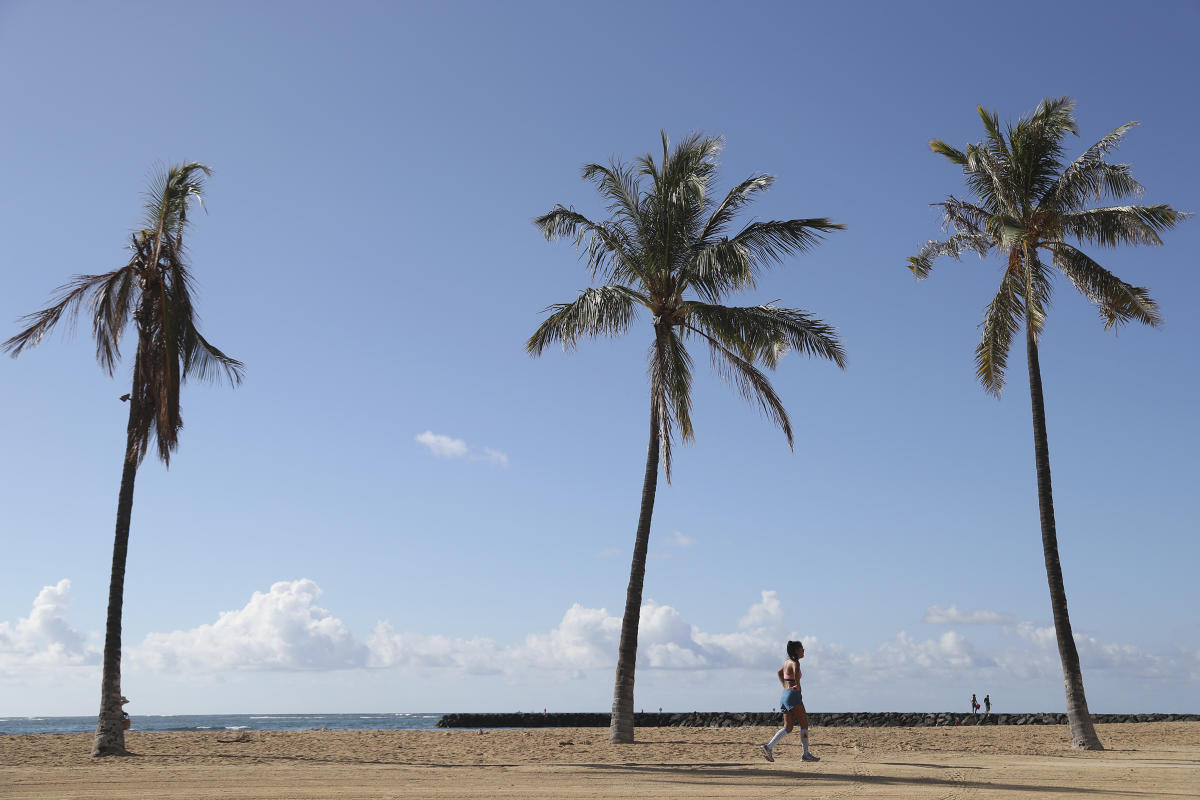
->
[759, 744, 774, 762]
[802, 752, 820, 762]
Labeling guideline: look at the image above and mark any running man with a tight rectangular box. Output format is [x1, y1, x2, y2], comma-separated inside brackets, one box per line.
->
[760, 640, 819, 763]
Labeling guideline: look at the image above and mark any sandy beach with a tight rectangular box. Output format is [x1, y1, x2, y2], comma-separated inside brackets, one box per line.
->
[2, 722, 1197, 799]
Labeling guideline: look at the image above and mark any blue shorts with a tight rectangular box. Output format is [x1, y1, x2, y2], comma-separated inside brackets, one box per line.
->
[780, 688, 803, 712]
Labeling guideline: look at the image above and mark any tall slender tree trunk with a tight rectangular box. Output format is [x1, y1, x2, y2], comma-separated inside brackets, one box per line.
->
[92, 363, 143, 757]
[609, 400, 661, 744]
[1025, 322, 1103, 750]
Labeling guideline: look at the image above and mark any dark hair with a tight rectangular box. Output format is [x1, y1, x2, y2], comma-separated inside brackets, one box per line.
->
[786, 640, 803, 659]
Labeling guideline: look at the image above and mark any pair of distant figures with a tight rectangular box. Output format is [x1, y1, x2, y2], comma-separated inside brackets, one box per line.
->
[971, 693, 991, 716]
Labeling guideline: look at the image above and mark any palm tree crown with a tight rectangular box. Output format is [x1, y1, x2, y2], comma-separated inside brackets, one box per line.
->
[4, 162, 244, 461]
[908, 96, 1184, 394]
[529, 132, 846, 475]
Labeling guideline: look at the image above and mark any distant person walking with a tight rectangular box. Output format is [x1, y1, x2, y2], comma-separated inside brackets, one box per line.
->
[984, 695, 991, 716]
[759, 641, 819, 763]
[971, 693, 979, 716]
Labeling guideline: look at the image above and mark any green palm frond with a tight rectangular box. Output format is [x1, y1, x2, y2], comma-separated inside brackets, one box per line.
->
[534, 206, 640, 284]
[975, 269, 1024, 396]
[526, 285, 644, 354]
[143, 162, 211, 238]
[1060, 205, 1183, 247]
[683, 218, 842, 303]
[687, 324, 793, 448]
[1050, 161, 1144, 211]
[581, 161, 643, 228]
[930, 139, 968, 165]
[683, 302, 846, 370]
[729, 218, 844, 268]
[963, 142, 1020, 217]
[937, 197, 992, 235]
[1044, 122, 1141, 209]
[1020, 245, 1054, 341]
[908, 232, 993, 279]
[1050, 243, 1162, 330]
[649, 328, 694, 481]
[699, 174, 774, 242]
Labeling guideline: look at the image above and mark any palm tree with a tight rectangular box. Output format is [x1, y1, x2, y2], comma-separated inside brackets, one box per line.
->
[908, 98, 1186, 750]
[529, 133, 846, 743]
[3, 163, 243, 756]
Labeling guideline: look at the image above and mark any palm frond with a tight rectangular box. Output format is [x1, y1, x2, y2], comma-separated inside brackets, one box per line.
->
[526, 285, 644, 355]
[581, 161, 643, 231]
[1060, 205, 1184, 247]
[727, 218, 843, 269]
[963, 142, 1020, 217]
[1022, 245, 1054, 341]
[908, 232, 993, 279]
[1050, 243, 1162, 330]
[648, 329, 694, 482]
[143, 162, 211, 238]
[90, 257, 140, 374]
[930, 139, 968, 165]
[684, 303, 845, 370]
[975, 269, 1023, 397]
[699, 174, 773, 242]
[937, 197, 993, 235]
[2, 271, 120, 360]
[1043, 122, 1140, 209]
[533, 206, 641, 284]
[1049, 161, 1144, 211]
[685, 324, 793, 448]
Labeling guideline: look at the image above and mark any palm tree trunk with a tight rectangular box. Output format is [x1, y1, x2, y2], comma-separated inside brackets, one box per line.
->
[92, 369, 142, 757]
[609, 399, 661, 744]
[1025, 322, 1103, 750]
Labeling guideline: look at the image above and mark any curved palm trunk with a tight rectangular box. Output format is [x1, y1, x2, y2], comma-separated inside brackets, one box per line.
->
[92, 362, 143, 757]
[609, 401, 661, 744]
[1025, 323, 1103, 750]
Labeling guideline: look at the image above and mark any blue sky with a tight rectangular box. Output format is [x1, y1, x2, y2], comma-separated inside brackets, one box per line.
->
[1, 0, 1197, 717]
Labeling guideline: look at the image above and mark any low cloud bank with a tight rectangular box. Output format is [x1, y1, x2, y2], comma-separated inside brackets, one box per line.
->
[3, 581, 1191, 694]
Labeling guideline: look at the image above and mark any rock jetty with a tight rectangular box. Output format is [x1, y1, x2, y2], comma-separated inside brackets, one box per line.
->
[436, 711, 1198, 728]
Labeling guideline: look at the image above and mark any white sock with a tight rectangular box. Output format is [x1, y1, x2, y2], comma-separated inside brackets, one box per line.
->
[800, 728, 810, 754]
[767, 728, 788, 749]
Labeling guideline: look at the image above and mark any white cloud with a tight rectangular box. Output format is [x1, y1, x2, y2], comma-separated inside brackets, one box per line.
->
[670, 531, 694, 547]
[415, 431, 469, 459]
[738, 590, 785, 631]
[12, 577, 1172, 700]
[0, 579, 98, 672]
[511, 604, 621, 671]
[415, 431, 509, 467]
[924, 603, 1016, 625]
[367, 622, 504, 673]
[368, 596, 783, 674]
[132, 579, 367, 673]
[481, 448, 510, 467]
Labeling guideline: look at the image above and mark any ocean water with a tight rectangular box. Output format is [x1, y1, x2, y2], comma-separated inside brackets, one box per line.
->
[0, 713, 443, 736]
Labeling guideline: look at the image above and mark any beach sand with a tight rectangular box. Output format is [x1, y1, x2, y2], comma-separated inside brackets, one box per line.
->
[2, 722, 1197, 799]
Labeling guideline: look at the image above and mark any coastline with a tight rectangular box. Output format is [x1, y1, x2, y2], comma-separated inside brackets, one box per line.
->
[437, 710, 1200, 728]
